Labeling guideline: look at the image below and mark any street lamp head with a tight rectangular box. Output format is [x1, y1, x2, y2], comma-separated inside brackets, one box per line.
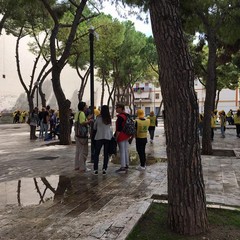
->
[89, 26, 94, 34]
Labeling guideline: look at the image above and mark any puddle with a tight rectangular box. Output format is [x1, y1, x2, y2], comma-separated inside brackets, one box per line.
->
[0, 175, 71, 208]
[201, 149, 235, 157]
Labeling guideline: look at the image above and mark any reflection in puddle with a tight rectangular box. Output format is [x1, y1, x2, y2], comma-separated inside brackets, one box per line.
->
[0, 175, 72, 208]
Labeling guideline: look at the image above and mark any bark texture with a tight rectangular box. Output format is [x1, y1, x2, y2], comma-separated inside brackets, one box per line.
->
[149, 0, 208, 235]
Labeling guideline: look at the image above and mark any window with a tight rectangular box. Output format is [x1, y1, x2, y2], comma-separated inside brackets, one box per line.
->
[155, 107, 160, 116]
[145, 107, 150, 116]
[155, 93, 159, 99]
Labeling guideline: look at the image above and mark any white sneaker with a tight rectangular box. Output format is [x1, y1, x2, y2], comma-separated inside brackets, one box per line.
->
[85, 167, 91, 172]
[136, 165, 146, 171]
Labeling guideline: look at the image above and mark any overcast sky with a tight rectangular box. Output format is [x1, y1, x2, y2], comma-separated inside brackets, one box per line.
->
[0, 2, 152, 99]
[101, 2, 152, 37]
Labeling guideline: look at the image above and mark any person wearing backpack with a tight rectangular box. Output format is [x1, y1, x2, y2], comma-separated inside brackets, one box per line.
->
[74, 101, 93, 173]
[135, 109, 150, 171]
[115, 102, 132, 173]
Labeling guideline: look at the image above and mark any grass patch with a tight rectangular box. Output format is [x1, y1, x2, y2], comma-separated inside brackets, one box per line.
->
[127, 203, 240, 240]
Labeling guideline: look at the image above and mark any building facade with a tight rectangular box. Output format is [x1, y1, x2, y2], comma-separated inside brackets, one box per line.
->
[133, 81, 240, 116]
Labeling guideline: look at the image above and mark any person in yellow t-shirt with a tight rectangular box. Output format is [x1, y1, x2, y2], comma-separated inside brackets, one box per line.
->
[211, 111, 217, 141]
[74, 101, 93, 172]
[147, 111, 158, 143]
[135, 109, 150, 171]
[234, 109, 240, 138]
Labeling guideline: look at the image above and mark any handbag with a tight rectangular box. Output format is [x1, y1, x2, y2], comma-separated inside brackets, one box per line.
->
[108, 136, 117, 155]
[74, 112, 88, 138]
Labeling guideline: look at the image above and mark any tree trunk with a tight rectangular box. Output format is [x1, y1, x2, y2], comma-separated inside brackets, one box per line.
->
[202, 31, 217, 154]
[149, 0, 208, 235]
[52, 66, 71, 145]
[27, 93, 34, 113]
[40, 0, 88, 145]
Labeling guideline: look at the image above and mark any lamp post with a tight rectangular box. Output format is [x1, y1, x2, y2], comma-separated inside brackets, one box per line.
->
[89, 26, 94, 116]
[34, 81, 39, 108]
[89, 27, 95, 163]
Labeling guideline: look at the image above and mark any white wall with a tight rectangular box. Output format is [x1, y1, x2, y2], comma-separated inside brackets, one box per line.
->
[0, 30, 107, 110]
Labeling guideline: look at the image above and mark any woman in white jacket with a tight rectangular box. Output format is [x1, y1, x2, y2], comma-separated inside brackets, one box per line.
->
[93, 105, 112, 175]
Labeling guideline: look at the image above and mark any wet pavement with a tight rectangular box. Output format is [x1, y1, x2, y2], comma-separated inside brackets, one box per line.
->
[0, 122, 240, 239]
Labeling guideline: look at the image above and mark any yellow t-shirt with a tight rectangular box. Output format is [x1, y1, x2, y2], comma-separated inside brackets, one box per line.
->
[136, 119, 150, 138]
[147, 116, 156, 127]
[74, 111, 86, 124]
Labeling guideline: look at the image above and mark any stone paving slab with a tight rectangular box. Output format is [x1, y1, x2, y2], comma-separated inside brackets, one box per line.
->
[0, 123, 240, 239]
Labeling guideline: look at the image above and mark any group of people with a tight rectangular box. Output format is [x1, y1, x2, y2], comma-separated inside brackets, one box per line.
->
[28, 105, 60, 140]
[199, 108, 240, 140]
[12, 110, 28, 123]
[74, 102, 158, 175]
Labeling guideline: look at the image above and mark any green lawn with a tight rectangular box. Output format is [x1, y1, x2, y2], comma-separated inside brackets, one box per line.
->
[127, 202, 240, 240]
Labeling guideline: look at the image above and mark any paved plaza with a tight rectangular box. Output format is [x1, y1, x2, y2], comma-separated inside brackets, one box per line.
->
[0, 121, 240, 239]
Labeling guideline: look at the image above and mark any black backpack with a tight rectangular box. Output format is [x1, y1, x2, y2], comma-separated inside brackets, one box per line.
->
[122, 114, 136, 135]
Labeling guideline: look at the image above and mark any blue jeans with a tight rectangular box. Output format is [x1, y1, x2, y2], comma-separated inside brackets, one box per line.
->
[94, 139, 110, 171]
[43, 123, 49, 139]
[220, 126, 225, 137]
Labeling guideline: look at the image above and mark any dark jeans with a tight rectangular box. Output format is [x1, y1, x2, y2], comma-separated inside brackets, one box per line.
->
[148, 128, 155, 140]
[136, 138, 147, 167]
[236, 124, 240, 136]
[94, 139, 110, 171]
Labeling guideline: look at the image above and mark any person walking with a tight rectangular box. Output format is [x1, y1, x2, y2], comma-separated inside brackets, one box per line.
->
[234, 109, 240, 138]
[93, 105, 112, 175]
[219, 110, 226, 138]
[226, 109, 234, 125]
[115, 102, 131, 173]
[211, 111, 217, 141]
[135, 109, 150, 171]
[147, 111, 157, 143]
[74, 101, 93, 173]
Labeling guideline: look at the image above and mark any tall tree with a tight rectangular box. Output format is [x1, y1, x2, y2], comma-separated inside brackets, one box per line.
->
[180, 0, 240, 154]
[39, 0, 88, 145]
[3, 0, 53, 112]
[122, 0, 208, 235]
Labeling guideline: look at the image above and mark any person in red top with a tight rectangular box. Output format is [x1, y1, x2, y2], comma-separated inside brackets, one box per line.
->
[115, 102, 131, 173]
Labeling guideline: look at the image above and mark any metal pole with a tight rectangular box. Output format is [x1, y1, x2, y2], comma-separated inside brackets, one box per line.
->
[89, 27, 94, 163]
[89, 27, 94, 115]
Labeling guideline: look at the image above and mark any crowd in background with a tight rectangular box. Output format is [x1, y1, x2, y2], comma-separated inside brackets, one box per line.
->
[199, 108, 240, 140]
[19, 103, 240, 174]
